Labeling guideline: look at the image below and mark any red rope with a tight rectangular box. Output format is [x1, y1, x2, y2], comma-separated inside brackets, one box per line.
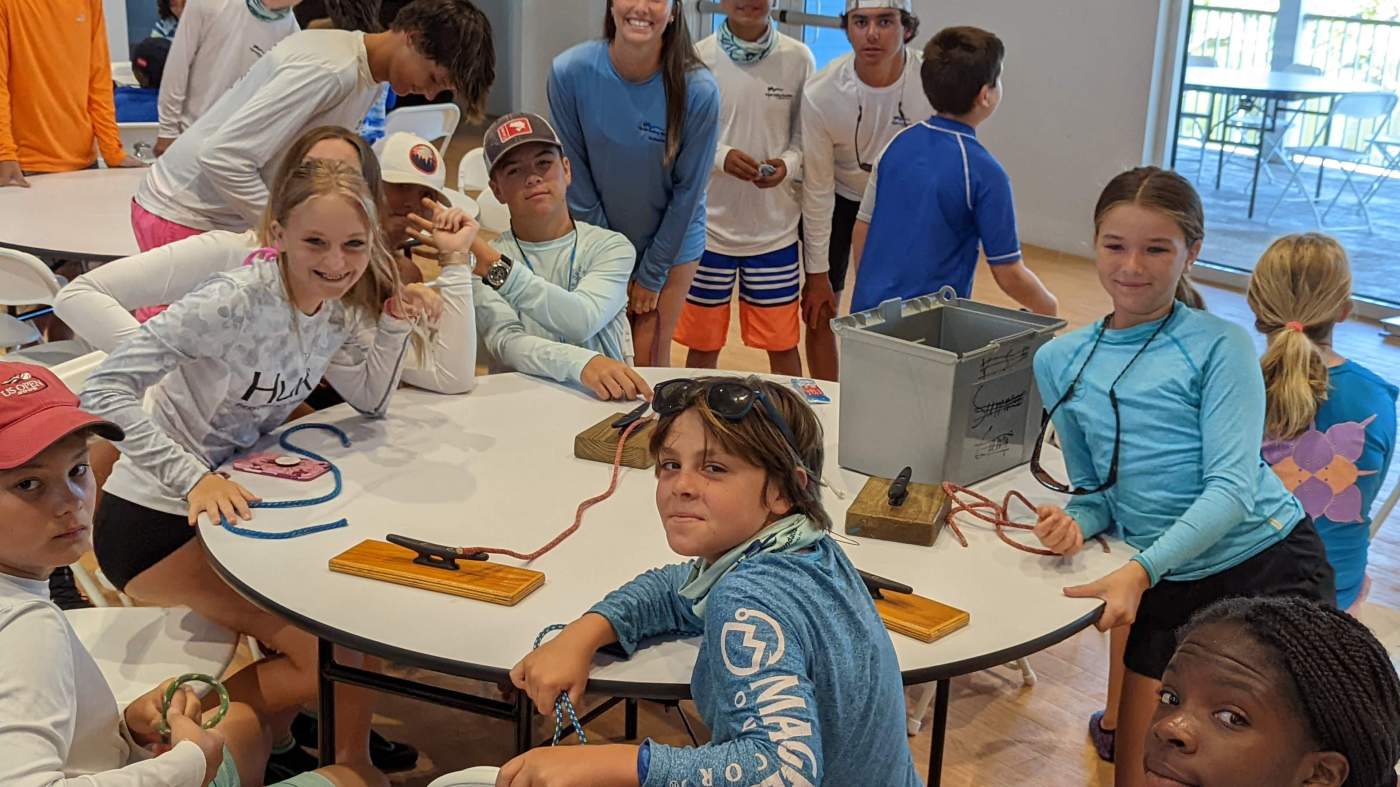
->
[455, 417, 648, 563]
[940, 482, 1110, 556]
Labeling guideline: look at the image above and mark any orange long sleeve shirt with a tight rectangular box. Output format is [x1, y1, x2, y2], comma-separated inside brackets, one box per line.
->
[0, 0, 126, 172]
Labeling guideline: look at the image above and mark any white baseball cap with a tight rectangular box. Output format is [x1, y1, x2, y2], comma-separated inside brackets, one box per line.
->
[845, 0, 913, 11]
[375, 132, 478, 216]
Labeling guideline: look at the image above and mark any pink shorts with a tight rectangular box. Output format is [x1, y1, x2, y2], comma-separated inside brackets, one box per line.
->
[130, 200, 204, 321]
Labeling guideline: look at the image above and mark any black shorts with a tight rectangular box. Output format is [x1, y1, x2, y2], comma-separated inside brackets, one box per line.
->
[828, 194, 861, 293]
[1124, 516, 1335, 679]
[93, 493, 196, 593]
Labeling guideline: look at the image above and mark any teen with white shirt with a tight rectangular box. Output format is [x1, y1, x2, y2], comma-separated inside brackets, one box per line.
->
[0, 360, 384, 787]
[466, 112, 650, 402]
[132, 0, 495, 249]
[153, 0, 303, 158]
[674, 0, 813, 376]
[81, 159, 450, 776]
[798, 0, 929, 380]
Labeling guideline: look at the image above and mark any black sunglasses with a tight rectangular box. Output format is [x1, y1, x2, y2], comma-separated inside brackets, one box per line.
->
[652, 377, 804, 459]
[1030, 309, 1171, 495]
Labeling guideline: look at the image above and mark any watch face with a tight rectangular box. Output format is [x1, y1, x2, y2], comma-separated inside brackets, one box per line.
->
[487, 258, 511, 287]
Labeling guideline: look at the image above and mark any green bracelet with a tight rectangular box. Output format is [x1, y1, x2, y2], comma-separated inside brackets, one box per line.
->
[154, 673, 230, 741]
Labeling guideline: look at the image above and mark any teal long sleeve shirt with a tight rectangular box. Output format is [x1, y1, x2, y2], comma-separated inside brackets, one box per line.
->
[1032, 303, 1305, 585]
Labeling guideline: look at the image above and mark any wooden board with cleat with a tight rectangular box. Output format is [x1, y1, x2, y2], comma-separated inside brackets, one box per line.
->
[875, 593, 970, 643]
[328, 539, 545, 606]
[844, 468, 952, 547]
[573, 411, 656, 469]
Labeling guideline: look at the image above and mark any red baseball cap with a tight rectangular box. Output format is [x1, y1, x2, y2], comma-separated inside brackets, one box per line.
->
[0, 361, 123, 470]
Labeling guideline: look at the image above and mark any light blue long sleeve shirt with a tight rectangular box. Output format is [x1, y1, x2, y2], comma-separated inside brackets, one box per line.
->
[1032, 303, 1305, 585]
[589, 538, 922, 787]
[548, 40, 720, 292]
[476, 222, 635, 386]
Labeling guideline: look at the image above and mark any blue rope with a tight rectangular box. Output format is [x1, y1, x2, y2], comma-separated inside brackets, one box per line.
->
[219, 423, 352, 540]
[534, 624, 587, 745]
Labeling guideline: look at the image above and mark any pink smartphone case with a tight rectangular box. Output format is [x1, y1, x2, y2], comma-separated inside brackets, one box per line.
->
[232, 453, 331, 481]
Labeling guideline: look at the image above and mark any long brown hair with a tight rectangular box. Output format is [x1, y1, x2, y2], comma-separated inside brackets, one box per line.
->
[262, 126, 384, 242]
[604, 0, 706, 166]
[1247, 233, 1352, 439]
[649, 377, 831, 531]
[1093, 166, 1207, 310]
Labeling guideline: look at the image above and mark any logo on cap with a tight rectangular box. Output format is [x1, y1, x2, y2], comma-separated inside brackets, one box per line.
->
[0, 371, 47, 398]
[408, 144, 438, 175]
[497, 117, 534, 143]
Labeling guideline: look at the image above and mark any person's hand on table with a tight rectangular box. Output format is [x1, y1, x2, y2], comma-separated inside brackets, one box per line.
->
[800, 272, 837, 329]
[496, 744, 641, 787]
[753, 158, 788, 189]
[628, 281, 659, 315]
[114, 157, 149, 168]
[154, 137, 175, 158]
[510, 614, 614, 716]
[1033, 504, 1084, 556]
[187, 473, 259, 526]
[580, 356, 652, 402]
[0, 160, 30, 188]
[1064, 561, 1151, 632]
[722, 148, 760, 181]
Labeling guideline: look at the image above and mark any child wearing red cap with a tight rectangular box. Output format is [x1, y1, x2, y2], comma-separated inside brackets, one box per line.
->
[0, 361, 381, 787]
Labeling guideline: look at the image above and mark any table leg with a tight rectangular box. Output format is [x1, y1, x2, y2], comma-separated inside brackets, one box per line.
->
[1248, 130, 1265, 218]
[317, 638, 337, 767]
[625, 698, 639, 740]
[926, 678, 950, 787]
[514, 694, 534, 755]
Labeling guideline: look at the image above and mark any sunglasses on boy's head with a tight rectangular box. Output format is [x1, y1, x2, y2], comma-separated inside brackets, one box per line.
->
[652, 377, 804, 460]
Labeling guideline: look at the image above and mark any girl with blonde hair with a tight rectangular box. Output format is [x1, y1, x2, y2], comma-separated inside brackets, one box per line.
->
[1249, 233, 1397, 611]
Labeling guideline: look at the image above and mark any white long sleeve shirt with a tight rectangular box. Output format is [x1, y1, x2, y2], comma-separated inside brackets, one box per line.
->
[697, 31, 814, 257]
[0, 572, 207, 787]
[799, 50, 932, 274]
[81, 261, 415, 515]
[476, 222, 634, 386]
[135, 29, 380, 232]
[156, 0, 299, 140]
[53, 231, 476, 395]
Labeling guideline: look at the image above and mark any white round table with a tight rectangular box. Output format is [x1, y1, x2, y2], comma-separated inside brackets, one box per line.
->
[0, 168, 144, 262]
[201, 371, 1124, 783]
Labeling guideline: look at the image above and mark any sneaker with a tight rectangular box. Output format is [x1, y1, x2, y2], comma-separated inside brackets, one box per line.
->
[1088, 710, 1115, 763]
[289, 712, 419, 773]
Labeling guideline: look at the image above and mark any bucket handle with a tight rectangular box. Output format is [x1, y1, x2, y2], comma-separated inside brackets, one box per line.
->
[935, 285, 958, 303]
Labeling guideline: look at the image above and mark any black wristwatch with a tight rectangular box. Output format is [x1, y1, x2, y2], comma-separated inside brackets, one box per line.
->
[484, 254, 514, 290]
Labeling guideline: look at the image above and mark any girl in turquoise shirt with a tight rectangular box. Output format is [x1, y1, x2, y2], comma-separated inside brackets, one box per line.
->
[1030, 167, 1334, 787]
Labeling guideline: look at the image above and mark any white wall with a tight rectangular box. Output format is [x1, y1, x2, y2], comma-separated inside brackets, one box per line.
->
[104, 0, 129, 59]
[912, 0, 1175, 257]
[514, 0, 608, 116]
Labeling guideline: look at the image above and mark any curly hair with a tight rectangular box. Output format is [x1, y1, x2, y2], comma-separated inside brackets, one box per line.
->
[1184, 596, 1400, 787]
[391, 0, 496, 120]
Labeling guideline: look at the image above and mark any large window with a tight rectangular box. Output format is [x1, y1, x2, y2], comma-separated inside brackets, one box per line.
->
[1171, 0, 1400, 311]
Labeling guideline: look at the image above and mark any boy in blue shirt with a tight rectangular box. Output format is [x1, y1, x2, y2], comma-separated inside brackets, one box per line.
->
[850, 26, 1056, 316]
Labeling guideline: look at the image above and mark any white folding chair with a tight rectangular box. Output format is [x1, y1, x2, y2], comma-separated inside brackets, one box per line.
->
[458, 147, 489, 193]
[906, 657, 1037, 735]
[1265, 90, 1399, 232]
[427, 767, 501, 787]
[476, 186, 512, 234]
[0, 248, 88, 366]
[117, 121, 160, 164]
[110, 61, 138, 87]
[384, 103, 461, 157]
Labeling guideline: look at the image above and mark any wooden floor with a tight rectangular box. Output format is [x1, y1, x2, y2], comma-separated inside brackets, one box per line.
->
[357, 246, 1399, 786]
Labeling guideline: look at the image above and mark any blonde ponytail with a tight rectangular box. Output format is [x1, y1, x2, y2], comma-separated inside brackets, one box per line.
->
[1247, 233, 1352, 439]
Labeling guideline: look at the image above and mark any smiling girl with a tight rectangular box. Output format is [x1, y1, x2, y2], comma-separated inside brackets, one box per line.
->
[1030, 167, 1334, 787]
[548, 0, 720, 367]
[79, 158, 438, 773]
[500, 377, 919, 787]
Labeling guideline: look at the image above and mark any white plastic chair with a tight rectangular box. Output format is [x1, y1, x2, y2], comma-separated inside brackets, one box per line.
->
[384, 103, 461, 156]
[117, 121, 160, 164]
[427, 767, 501, 787]
[0, 248, 88, 365]
[111, 61, 138, 87]
[476, 187, 511, 234]
[458, 147, 489, 193]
